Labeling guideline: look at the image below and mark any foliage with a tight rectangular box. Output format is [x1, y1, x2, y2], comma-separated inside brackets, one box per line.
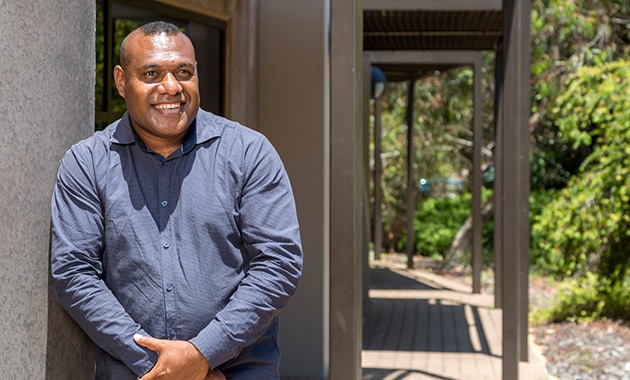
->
[531, 272, 630, 323]
[529, 189, 559, 269]
[532, 59, 630, 283]
[387, 189, 493, 265]
[408, 195, 472, 259]
[374, 64, 496, 252]
[95, 0, 144, 130]
[530, 0, 630, 190]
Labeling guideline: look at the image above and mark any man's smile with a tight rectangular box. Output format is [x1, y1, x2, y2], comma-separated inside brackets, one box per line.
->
[153, 102, 185, 115]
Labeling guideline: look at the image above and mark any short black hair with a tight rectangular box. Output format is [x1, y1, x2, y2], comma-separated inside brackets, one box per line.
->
[137, 21, 180, 36]
[119, 21, 181, 69]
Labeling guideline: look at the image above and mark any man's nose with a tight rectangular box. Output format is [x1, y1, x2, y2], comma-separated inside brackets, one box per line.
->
[158, 72, 182, 95]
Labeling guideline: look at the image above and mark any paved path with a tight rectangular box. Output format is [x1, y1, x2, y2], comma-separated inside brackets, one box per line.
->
[362, 261, 549, 380]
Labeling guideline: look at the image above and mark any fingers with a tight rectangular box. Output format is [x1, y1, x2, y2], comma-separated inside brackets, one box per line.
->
[134, 333, 163, 353]
[206, 369, 226, 380]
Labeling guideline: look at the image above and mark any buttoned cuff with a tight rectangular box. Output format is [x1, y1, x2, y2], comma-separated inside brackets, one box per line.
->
[189, 323, 240, 369]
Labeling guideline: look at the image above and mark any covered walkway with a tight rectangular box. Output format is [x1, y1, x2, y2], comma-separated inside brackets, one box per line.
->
[362, 260, 548, 380]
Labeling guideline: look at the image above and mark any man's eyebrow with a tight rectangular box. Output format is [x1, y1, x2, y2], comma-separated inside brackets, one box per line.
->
[176, 62, 196, 69]
[139, 63, 160, 71]
[137, 62, 195, 71]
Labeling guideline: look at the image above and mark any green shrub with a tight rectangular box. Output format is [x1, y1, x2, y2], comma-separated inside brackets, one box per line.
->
[531, 60, 630, 282]
[532, 272, 630, 324]
[411, 195, 471, 259]
[405, 189, 493, 262]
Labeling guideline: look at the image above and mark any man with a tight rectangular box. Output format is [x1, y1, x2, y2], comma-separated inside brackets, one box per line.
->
[51, 21, 303, 379]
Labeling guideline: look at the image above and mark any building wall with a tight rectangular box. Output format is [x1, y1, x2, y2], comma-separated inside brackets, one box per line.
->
[0, 0, 96, 378]
[171, 1, 331, 376]
[259, 1, 330, 379]
[0, 1, 330, 378]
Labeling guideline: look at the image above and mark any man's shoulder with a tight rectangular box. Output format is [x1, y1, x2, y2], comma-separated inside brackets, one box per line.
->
[197, 109, 265, 143]
[62, 119, 124, 166]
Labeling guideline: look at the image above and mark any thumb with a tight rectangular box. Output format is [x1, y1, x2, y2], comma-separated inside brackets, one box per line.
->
[133, 333, 162, 352]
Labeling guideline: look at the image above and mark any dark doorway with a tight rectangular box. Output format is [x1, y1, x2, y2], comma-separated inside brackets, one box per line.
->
[95, 0, 226, 130]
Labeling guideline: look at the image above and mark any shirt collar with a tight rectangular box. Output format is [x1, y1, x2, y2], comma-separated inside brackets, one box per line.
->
[110, 109, 222, 153]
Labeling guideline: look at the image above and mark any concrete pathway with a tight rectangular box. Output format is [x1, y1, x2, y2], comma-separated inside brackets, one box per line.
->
[362, 261, 549, 380]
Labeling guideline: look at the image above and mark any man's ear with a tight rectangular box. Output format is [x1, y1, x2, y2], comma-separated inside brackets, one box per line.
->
[113, 65, 126, 98]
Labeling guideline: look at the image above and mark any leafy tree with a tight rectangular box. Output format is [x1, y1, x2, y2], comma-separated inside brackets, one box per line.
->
[374, 66, 495, 254]
[530, 0, 630, 189]
[532, 59, 630, 283]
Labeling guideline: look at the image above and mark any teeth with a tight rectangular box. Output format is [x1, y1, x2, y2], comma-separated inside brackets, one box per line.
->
[155, 103, 181, 110]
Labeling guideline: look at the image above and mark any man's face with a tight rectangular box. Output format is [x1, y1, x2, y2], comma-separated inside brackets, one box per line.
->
[114, 32, 200, 144]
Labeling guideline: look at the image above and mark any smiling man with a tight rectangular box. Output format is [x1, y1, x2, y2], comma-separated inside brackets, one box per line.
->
[51, 22, 303, 380]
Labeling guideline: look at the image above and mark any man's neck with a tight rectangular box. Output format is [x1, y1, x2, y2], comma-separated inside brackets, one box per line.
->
[133, 128, 186, 158]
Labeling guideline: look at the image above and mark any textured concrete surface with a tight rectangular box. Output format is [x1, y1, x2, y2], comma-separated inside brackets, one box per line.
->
[0, 0, 95, 378]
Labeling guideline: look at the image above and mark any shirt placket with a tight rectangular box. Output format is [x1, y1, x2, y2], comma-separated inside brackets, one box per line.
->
[159, 157, 178, 340]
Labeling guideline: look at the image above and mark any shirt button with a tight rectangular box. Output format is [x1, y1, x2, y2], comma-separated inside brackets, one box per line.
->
[161, 200, 168, 207]
[168, 328, 176, 337]
[162, 161, 168, 166]
[163, 242, 170, 249]
[166, 283, 174, 292]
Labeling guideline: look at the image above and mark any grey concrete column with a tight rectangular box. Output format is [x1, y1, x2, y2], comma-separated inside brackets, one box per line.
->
[0, 1, 95, 378]
[259, 1, 330, 378]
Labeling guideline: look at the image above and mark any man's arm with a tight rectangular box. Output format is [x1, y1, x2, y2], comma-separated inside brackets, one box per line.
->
[189, 134, 303, 368]
[51, 146, 157, 377]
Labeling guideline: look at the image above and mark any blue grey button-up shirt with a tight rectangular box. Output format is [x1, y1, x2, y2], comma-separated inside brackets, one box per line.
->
[51, 109, 303, 379]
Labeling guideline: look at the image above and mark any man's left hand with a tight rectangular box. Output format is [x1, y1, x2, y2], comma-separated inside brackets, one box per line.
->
[134, 334, 211, 380]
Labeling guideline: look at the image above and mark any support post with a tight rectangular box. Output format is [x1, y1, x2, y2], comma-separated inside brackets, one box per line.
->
[330, 0, 363, 378]
[374, 98, 383, 261]
[501, 0, 531, 377]
[405, 79, 416, 269]
[494, 48, 503, 309]
[472, 57, 483, 294]
[519, 0, 532, 361]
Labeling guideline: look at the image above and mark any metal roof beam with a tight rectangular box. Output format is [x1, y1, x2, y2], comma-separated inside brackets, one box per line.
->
[365, 50, 482, 66]
[364, 0, 502, 11]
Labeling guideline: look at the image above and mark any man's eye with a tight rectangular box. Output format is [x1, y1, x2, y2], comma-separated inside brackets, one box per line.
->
[145, 71, 157, 76]
[175, 70, 194, 80]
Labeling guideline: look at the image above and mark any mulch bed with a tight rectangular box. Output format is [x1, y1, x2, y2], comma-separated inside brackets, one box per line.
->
[532, 320, 630, 380]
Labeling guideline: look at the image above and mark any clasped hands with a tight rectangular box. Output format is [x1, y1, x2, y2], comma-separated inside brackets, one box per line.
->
[134, 334, 226, 380]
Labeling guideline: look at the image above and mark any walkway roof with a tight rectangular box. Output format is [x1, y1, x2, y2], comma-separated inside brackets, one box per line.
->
[364, 0, 502, 81]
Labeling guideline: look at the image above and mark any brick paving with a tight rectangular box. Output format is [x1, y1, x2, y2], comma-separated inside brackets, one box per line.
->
[362, 262, 549, 380]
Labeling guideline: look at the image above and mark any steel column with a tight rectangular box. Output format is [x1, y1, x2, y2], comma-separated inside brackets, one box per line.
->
[405, 79, 416, 269]
[374, 98, 384, 261]
[330, 0, 363, 378]
[472, 58, 483, 294]
[519, 0, 532, 361]
[501, 0, 531, 377]
[494, 48, 504, 309]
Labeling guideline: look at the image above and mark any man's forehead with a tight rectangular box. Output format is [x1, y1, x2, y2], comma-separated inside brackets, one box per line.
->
[126, 33, 196, 64]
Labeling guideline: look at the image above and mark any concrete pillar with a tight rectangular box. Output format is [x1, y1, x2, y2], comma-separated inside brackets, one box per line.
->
[259, 1, 330, 378]
[0, 0, 95, 378]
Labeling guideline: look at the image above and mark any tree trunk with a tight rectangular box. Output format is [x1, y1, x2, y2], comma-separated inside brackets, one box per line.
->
[440, 197, 494, 270]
